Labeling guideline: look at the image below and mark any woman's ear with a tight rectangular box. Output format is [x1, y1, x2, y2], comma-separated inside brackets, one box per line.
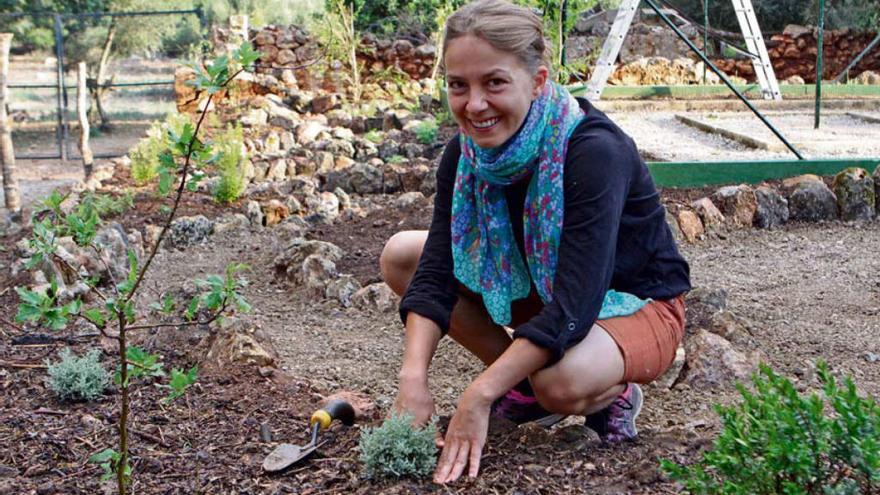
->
[532, 66, 549, 99]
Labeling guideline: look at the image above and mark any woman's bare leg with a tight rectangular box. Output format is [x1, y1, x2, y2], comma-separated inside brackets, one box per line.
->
[380, 230, 512, 366]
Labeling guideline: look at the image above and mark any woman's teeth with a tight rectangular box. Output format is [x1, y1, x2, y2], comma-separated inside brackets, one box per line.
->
[472, 117, 499, 129]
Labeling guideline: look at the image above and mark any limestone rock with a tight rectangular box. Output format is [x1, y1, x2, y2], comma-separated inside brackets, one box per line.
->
[265, 99, 301, 130]
[296, 254, 338, 292]
[266, 158, 288, 181]
[325, 275, 362, 307]
[214, 213, 251, 233]
[92, 223, 140, 281]
[352, 282, 398, 313]
[261, 200, 290, 226]
[348, 163, 384, 194]
[683, 329, 760, 389]
[296, 120, 328, 145]
[274, 239, 344, 281]
[753, 185, 789, 229]
[203, 319, 278, 369]
[305, 191, 340, 224]
[245, 200, 264, 227]
[788, 177, 837, 222]
[676, 209, 704, 243]
[166, 216, 214, 248]
[665, 208, 684, 244]
[832, 167, 875, 222]
[654, 345, 686, 389]
[395, 191, 426, 209]
[690, 198, 724, 227]
[712, 184, 757, 227]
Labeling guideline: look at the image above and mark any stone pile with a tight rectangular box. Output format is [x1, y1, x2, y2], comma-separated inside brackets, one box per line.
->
[668, 166, 880, 243]
[608, 57, 721, 86]
[713, 26, 880, 83]
[359, 33, 436, 80]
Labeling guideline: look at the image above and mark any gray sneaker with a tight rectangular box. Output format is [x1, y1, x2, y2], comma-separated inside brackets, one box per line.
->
[584, 383, 643, 443]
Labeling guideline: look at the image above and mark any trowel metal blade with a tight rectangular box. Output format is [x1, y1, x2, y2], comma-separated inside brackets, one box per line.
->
[262, 443, 318, 472]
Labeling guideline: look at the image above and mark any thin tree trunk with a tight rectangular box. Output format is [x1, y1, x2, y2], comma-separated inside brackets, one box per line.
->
[0, 33, 21, 216]
[77, 62, 93, 178]
[90, 20, 116, 129]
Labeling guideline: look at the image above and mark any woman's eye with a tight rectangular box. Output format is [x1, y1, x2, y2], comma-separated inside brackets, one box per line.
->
[448, 81, 464, 90]
[488, 79, 506, 88]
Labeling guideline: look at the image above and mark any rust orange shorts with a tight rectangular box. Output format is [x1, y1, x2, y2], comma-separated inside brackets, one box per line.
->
[596, 296, 686, 383]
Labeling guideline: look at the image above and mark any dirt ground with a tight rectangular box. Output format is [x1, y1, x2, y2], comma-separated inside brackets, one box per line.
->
[2, 171, 878, 493]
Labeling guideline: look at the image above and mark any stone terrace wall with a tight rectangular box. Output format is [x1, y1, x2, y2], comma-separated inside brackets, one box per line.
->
[714, 27, 880, 83]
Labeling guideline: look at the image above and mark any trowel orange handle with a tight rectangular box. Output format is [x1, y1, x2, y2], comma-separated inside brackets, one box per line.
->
[309, 399, 356, 431]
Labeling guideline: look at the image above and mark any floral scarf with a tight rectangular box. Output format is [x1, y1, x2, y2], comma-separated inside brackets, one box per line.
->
[451, 81, 648, 325]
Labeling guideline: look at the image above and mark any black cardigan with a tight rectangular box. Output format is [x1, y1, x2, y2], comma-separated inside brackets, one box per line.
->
[399, 98, 691, 364]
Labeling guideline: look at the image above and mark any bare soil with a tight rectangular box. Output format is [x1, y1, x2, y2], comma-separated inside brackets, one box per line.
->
[3, 169, 879, 493]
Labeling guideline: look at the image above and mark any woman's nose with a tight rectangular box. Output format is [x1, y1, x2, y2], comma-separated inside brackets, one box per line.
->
[465, 91, 488, 113]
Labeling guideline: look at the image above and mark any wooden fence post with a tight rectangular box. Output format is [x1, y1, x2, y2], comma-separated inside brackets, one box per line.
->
[0, 33, 21, 216]
[77, 61, 93, 178]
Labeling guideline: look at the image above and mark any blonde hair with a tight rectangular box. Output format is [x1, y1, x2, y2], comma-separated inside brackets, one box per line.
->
[442, 0, 549, 74]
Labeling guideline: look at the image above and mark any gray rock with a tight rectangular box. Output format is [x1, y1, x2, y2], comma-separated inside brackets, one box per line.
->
[273, 239, 344, 281]
[349, 163, 384, 194]
[166, 215, 214, 248]
[788, 179, 838, 222]
[325, 275, 362, 307]
[664, 207, 684, 244]
[352, 282, 398, 313]
[378, 140, 400, 161]
[395, 191, 426, 209]
[400, 142, 424, 159]
[252, 161, 269, 183]
[266, 159, 288, 181]
[296, 254, 338, 292]
[305, 191, 340, 224]
[685, 287, 727, 330]
[296, 120, 328, 145]
[832, 167, 875, 222]
[323, 138, 356, 159]
[245, 200, 264, 226]
[712, 184, 757, 227]
[265, 100, 300, 129]
[214, 213, 251, 233]
[241, 108, 268, 127]
[691, 197, 724, 227]
[93, 223, 137, 282]
[280, 131, 296, 151]
[873, 164, 880, 215]
[264, 131, 281, 155]
[683, 329, 761, 389]
[753, 185, 789, 229]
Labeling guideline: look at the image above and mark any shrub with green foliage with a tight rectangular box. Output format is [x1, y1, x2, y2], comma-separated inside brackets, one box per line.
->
[359, 413, 438, 479]
[661, 361, 880, 494]
[130, 113, 191, 186]
[46, 348, 111, 402]
[413, 118, 439, 145]
[211, 123, 248, 203]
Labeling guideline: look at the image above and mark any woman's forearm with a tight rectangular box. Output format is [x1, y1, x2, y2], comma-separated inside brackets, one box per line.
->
[400, 312, 443, 382]
[468, 338, 551, 403]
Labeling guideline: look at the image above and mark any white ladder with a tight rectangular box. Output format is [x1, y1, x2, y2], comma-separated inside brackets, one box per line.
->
[584, 0, 781, 101]
[584, 0, 640, 102]
[730, 0, 781, 100]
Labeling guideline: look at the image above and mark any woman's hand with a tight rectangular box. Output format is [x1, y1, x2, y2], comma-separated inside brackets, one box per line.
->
[433, 386, 493, 484]
[392, 374, 436, 428]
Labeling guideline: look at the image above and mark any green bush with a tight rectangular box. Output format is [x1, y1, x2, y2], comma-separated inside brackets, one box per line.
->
[130, 113, 192, 185]
[80, 191, 135, 218]
[212, 123, 248, 204]
[46, 348, 111, 402]
[413, 118, 439, 145]
[661, 362, 880, 494]
[364, 130, 384, 144]
[359, 412, 437, 479]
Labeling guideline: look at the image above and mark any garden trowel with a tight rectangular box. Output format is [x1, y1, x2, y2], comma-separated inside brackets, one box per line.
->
[262, 399, 355, 473]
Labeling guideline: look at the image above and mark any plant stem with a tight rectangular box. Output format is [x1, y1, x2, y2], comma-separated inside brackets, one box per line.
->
[116, 314, 128, 495]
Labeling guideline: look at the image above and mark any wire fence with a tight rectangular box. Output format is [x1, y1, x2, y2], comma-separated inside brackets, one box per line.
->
[1, 8, 205, 161]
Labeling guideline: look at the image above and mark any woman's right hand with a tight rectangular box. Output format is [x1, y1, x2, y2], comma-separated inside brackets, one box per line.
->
[393, 374, 443, 446]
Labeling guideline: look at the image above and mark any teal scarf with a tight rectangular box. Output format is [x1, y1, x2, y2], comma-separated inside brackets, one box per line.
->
[451, 81, 648, 325]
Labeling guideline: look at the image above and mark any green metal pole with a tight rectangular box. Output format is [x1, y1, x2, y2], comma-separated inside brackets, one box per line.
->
[814, 0, 825, 129]
[703, 0, 709, 84]
[642, 0, 805, 160]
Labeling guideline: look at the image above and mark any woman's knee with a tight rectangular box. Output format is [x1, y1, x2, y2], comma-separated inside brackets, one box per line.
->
[379, 231, 426, 295]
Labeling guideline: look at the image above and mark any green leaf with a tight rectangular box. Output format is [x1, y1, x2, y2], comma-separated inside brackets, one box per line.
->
[15, 303, 43, 323]
[83, 308, 106, 327]
[185, 297, 200, 321]
[88, 448, 118, 464]
[164, 366, 198, 403]
[15, 286, 45, 307]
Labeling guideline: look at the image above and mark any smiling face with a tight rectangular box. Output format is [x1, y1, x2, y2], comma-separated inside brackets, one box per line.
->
[444, 35, 548, 149]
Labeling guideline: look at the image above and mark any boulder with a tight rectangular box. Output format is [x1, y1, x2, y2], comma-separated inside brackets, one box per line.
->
[832, 167, 875, 222]
[296, 120, 328, 145]
[684, 287, 727, 331]
[214, 213, 251, 233]
[166, 215, 214, 248]
[296, 254, 338, 293]
[266, 158, 288, 181]
[753, 185, 789, 229]
[261, 200, 290, 226]
[788, 177, 838, 222]
[683, 329, 761, 389]
[265, 99, 301, 130]
[325, 275, 363, 307]
[874, 164, 880, 215]
[352, 282, 398, 313]
[273, 239, 344, 281]
[690, 197, 724, 228]
[676, 209, 704, 243]
[712, 185, 757, 228]
[348, 163, 385, 194]
[395, 191, 427, 209]
[305, 191, 340, 224]
[202, 318, 278, 369]
[92, 223, 140, 281]
[664, 208, 684, 244]
[245, 201, 264, 226]
[654, 345, 685, 390]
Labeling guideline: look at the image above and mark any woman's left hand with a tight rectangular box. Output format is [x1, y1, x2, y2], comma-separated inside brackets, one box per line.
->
[433, 387, 493, 484]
